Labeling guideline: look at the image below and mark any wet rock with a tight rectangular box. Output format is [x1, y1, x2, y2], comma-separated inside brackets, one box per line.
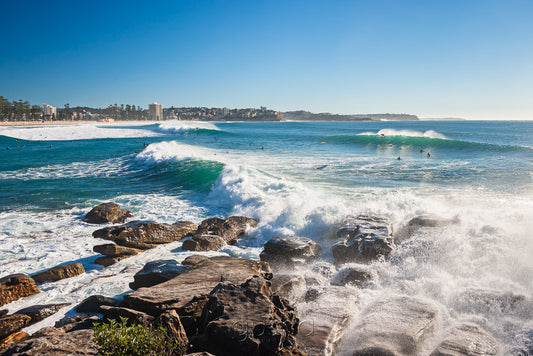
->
[194, 216, 258, 244]
[0, 274, 40, 307]
[430, 323, 500, 356]
[93, 221, 197, 250]
[350, 296, 439, 356]
[260, 236, 322, 270]
[99, 305, 154, 326]
[0, 331, 28, 352]
[182, 255, 209, 266]
[76, 295, 120, 314]
[129, 260, 188, 290]
[154, 310, 188, 351]
[395, 215, 460, 243]
[32, 263, 85, 284]
[94, 255, 130, 267]
[269, 275, 307, 302]
[332, 215, 394, 264]
[83, 202, 131, 224]
[182, 235, 226, 252]
[14, 303, 70, 326]
[311, 262, 337, 279]
[193, 276, 300, 356]
[0, 310, 6, 317]
[331, 264, 375, 287]
[453, 288, 525, 314]
[1, 317, 97, 355]
[296, 286, 358, 356]
[0, 314, 31, 339]
[123, 256, 272, 316]
[93, 243, 143, 256]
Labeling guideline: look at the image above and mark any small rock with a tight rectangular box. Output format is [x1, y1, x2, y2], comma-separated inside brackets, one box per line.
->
[182, 255, 209, 266]
[93, 244, 143, 256]
[14, 303, 70, 326]
[83, 202, 131, 224]
[182, 235, 226, 252]
[76, 295, 120, 314]
[430, 323, 500, 356]
[0, 274, 40, 307]
[99, 306, 154, 326]
[0, 314, 31, 339]
[331, 264, 374, 287]
[129, 260, 188, 290]
[32, 263, 85, 284]
[94, 255, 130, 267]
[260, 236, 322, 270]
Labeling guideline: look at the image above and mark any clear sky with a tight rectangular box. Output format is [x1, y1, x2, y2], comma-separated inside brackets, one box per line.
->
[1, 0, 532, 120]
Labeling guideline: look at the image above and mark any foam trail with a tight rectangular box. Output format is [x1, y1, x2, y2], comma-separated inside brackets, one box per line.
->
[0, 123, 160, 141]
[135, 141, 226, 164]
[358, 128, 447, 139]
[157, 120, 221, 133]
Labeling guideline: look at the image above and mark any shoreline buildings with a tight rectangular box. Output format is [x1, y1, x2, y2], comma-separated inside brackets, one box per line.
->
[42, 104, 57, 120]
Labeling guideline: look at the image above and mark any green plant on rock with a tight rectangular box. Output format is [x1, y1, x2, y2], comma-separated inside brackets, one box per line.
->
[92, 317, 185, 356]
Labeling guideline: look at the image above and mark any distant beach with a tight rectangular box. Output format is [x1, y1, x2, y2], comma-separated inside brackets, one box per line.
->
[0, 120, 156, 127]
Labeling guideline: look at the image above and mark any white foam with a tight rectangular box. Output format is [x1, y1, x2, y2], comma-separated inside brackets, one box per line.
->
[0, 123, 160, 141]
[358, 128, 448, 139]
[135, 141, 225, 164]
[157, 120, 221, 133]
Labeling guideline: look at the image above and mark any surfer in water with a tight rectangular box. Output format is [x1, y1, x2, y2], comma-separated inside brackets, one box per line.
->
[420, 149, 424, 153]
[427, 152, 431, 158]
[397, 156, 401, 160]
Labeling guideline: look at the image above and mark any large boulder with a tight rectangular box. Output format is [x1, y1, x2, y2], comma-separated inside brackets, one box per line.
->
[350, 296, 439, 356]
[83, 202, 131, 224]
[430, 323, 500, 356]
[93, 221, 197, 250]
[194, 216, 258, 245]
[0, 314, 31, 339]
[1, 314, 98, 355]
[192, 276, 300, 356]
[129, 260, 189, 290]
[14, 303, 70, 326]
[123, 256, 272, 316]
[260, 236, 322, 271]
[332, 215, 394, 265]
[32, 263, 85, 284]
[0, 274, 40, 307]
[182, 235, 226, 252]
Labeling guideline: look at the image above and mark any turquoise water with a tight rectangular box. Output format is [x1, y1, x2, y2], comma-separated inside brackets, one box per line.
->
[1, 120, 533, 353]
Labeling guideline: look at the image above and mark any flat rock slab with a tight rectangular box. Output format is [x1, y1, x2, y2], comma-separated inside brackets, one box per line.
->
[129, 260, 189, 290]
[94, 255, 130, 267]
[93, 243, 143, 256]
[32, 263, 85, 284]
[350, 295, 439, 356]
[14, 303, 70, 326]
[93, 221, 197, 250]
[83, 202, 131, 224]
[0, 274, 40, 307]
[123, 256, 272, 316]
[430, 323, 500, 356]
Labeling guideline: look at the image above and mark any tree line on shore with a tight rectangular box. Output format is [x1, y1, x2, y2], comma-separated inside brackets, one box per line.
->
[0, 96, 148, 122]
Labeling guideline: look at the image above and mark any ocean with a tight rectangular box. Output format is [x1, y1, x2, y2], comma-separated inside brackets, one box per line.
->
[1, 120, 533, 354]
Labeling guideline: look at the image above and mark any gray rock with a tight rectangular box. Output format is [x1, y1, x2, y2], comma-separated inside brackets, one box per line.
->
[14, 303, 70, 326]
[182, 255, 209, 266]
[83, 202, 131, 224]
[350, 296, 439, 356]
[75, 295, 120, 314]
[260, 236, 322, 270]
[129, 260, 188, 290]
[93, 220, 197, 250]
[332, 215, 394, 265]
[331, 264, 374, 287]
[122, 256, 272, 316]
[182, 235, 226, 252]
[430, 323, 500, 356]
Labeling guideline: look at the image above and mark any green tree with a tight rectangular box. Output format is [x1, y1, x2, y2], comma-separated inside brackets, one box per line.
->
[64, 103, 71, 121]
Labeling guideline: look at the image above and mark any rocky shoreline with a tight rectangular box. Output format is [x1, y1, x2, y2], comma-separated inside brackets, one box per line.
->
[0, 202, 503, 355]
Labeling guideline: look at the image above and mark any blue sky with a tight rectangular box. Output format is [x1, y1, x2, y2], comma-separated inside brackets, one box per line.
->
[1, 0, 532, 119]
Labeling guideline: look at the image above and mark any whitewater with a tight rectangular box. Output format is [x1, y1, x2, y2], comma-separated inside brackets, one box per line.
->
[1, 120, 533, 353]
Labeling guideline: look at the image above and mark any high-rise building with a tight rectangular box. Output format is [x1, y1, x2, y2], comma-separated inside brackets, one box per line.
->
[43, 104, 57, 119]
[149, 102, 163, 120]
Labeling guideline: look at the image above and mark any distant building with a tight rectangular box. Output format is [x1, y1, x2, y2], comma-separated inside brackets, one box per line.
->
[42, 104, 57, 119]
[149, 102, 163, 120]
